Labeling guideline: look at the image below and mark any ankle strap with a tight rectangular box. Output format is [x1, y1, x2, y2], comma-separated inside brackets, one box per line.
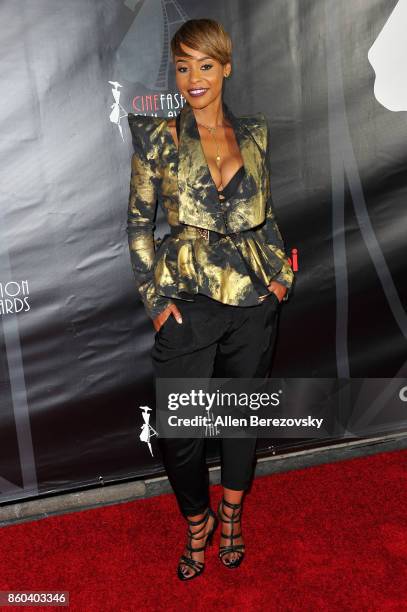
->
[221, 498, 242, 510]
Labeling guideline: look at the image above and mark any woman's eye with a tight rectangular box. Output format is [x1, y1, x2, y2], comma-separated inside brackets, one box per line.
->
[177, 64, 213, 73]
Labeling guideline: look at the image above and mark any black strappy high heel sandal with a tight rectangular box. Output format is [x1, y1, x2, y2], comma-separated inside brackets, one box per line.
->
[177, 507, 219, 581]
[217, 497, 246, 569]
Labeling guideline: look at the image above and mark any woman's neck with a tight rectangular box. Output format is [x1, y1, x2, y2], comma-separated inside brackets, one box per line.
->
[191, 98, 226, 129]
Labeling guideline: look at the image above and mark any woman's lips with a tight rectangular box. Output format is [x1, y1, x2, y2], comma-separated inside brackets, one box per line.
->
[188, 88, 208, 97]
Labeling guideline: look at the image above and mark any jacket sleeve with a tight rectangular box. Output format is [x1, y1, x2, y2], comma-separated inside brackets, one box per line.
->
[126, 114, 173, 320]
[253, 115, 295, 302]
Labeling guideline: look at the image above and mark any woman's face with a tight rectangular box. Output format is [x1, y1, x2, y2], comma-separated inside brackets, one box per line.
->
[174, 42, 231, 109]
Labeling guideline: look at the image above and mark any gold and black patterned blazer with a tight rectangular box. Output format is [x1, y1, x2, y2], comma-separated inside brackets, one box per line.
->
[127, 100, 294, 320]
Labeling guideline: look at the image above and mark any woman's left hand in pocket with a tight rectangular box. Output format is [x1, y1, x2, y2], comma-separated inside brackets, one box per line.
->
[266, 281, 287, 303]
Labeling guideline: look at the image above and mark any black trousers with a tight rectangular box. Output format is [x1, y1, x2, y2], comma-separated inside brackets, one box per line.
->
[151, 292, 280, 518]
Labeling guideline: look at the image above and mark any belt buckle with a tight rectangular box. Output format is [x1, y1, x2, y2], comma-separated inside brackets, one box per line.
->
[197, 227, 210, 241]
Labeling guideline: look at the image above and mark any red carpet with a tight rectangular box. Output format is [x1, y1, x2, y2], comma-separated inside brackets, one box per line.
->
[0, 448, 407, 611]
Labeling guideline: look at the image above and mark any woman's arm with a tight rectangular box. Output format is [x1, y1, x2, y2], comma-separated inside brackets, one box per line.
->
[254, 116, 295, 302]
[127, 115, 173, 320]
[258, 191, 294, 301]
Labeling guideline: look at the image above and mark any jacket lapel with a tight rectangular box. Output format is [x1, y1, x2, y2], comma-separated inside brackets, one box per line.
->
[177, 100, 266, 232]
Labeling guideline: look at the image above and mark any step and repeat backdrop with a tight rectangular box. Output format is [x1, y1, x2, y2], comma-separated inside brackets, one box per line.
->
[0, 0, 406, 504]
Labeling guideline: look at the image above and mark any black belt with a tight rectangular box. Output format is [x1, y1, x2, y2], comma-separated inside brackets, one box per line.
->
[170, 225, 241, 244]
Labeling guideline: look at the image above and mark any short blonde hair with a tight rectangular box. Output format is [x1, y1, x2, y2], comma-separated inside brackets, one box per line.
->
[170, 18, 232, 66]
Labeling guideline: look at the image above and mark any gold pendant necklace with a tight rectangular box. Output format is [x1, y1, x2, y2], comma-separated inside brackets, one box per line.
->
[197, 121, 224, 167]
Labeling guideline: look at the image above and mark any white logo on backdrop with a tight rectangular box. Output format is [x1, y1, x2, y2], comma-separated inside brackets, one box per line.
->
[368, 0, 407, 111]
[139, 405, 158, 456]
[399, 386, 407, 401]
[0, 281, 30, 315]
[109, 81, 128, 141]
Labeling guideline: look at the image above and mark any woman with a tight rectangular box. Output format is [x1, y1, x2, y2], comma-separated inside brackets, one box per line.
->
[127, 19, 294, 580]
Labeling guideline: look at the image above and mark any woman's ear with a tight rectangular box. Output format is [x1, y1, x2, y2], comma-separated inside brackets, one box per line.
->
[223, 61, 232, 78]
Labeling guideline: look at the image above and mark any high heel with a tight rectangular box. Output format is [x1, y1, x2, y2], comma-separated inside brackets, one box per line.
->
[177, 507, 219, 581]
[217, 497, 245, 569]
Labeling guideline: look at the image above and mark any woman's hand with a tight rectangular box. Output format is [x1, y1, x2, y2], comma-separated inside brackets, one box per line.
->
[265, 280, 287, 303]
[153, 303, 183, 332]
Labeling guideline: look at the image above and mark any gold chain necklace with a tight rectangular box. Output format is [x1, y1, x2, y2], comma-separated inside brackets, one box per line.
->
[197, 121, 225, 166]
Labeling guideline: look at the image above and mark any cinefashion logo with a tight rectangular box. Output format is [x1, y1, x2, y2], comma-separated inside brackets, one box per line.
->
[129, 93, 185, 116]
[0, 281, 30, 315]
